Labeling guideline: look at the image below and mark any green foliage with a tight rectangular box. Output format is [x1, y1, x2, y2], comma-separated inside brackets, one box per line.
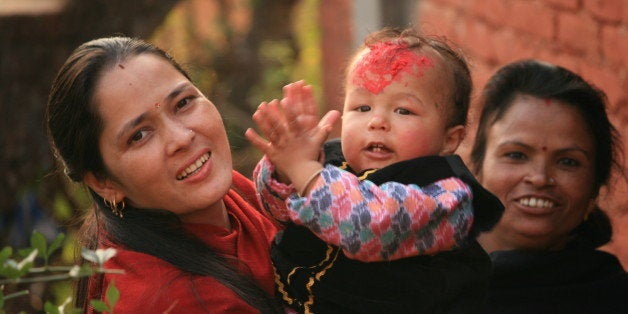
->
[1, 231, 121, 313]
[90, 282, 120, 313]
[52, 193, 74, 221]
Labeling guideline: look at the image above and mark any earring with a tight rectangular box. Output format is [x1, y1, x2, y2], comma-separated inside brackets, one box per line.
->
[104, 196, 125, 218]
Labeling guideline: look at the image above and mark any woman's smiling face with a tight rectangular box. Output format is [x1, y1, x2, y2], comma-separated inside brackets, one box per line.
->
[89, 54, 232, 223]
[478, 95, 597, 251]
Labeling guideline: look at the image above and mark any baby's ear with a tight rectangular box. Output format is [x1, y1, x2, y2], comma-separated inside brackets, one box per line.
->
[440, 125, 466, 155]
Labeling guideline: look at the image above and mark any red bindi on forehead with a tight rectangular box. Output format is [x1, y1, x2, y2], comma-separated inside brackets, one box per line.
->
[351, 41, 433, 94]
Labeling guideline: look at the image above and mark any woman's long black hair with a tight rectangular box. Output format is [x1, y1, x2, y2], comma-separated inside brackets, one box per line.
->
[46, 37, 280, 312]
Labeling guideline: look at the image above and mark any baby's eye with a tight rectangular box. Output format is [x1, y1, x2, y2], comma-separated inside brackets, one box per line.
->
[355, 105, 371, 112]
[394, 108, 412, 115]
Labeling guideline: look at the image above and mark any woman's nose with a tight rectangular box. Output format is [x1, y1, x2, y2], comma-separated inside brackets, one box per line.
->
[368, 114, 389, 131]
[165, 123, 195, 155]
[524, 163, 556, 187]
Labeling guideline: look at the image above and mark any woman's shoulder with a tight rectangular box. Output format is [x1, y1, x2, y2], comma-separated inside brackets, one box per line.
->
[486, 248, 628, 313]
[97, 245, 258, 313]
[489, 247, 627, 287]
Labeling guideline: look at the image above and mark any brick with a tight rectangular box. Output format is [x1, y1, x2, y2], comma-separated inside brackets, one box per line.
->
[602, 25, 628, 66]
[536, 51, 582, 73]
[546, 0, 581, 11]
[599, 169, 628, 229]
[507, 0, 555, 40]
[492, 30, 542, 65]
[469, 0, 510, 27]
[430, 0, 471, 11]
[462, 18, 498, 63]
[416, 0, 459, 41]
[470, 60, 497, 104]
[584, 0, 623, 23]
[557, 11, 600, 58]
[579, 62, 626, 109]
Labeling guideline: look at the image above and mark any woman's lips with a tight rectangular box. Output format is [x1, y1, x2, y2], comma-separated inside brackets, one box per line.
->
[177, 152, 211, 180]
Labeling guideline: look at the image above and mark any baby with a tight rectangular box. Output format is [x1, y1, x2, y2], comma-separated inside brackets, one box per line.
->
[246, 28, 503, 313]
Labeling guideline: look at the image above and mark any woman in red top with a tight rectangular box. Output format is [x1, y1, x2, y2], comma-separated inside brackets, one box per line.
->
[46, 37, 282, 313]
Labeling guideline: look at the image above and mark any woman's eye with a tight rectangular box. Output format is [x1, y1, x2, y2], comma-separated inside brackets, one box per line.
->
[355, 105, 370, 112]
[394, 108, 411, 115]
[558, 158, 579, 167]
[128, 129, 148, 144]
[505, 152, 526, 160]
[176, 96, 195, 110]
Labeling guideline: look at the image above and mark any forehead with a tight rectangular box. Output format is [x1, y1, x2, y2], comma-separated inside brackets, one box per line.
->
[489, 95, 595, 149]
[94, 54, 184, 112]
[348, 43, 449, 91]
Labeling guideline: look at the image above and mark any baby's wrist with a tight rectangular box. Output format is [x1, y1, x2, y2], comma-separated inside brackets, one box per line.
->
[272, 169, 291, 184]
[288, 161, 324, 197]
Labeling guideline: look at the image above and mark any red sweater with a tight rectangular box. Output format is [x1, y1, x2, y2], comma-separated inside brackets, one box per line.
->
[89, 171, 279, 313]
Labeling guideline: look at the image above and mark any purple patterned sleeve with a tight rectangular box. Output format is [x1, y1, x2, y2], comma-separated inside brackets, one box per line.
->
[286, 165, 474, 262]
[252, 156, 296, 223]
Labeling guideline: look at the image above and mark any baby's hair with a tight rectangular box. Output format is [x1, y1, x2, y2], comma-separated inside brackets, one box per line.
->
[347, 27, 472, 127]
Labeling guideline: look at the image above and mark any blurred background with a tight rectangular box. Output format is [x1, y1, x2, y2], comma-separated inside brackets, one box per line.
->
[1, 0, 626, 311]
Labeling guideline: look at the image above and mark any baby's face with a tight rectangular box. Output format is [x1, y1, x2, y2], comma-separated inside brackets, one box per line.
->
[341, 43, 455, 174]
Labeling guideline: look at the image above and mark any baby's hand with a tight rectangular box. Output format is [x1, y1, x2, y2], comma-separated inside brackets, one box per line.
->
[245, 81, 340, 186]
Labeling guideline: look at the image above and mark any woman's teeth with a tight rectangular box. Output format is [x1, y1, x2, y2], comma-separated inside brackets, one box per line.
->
[518, 197, 555, 208]
[177, 153, 210, 180]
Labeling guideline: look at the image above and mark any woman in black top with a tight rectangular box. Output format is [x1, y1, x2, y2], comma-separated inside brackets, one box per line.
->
[470, 59, 628, 314]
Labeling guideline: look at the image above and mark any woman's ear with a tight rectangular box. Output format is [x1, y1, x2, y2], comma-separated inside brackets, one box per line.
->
[84, 172, 125, 203]
[440, 125, 466, 155]
[584, 197, 597, 220]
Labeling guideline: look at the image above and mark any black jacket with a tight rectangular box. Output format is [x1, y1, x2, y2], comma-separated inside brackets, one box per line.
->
[485, 209, 628, 314]
[486, 248, 628, 314]
[272, 140, 504, 313]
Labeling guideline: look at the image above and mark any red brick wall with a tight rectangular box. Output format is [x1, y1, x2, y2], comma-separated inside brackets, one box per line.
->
[415, 0, 628, 267]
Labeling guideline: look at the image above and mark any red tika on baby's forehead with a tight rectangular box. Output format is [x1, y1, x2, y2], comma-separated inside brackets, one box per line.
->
[351, 41, 433, 94]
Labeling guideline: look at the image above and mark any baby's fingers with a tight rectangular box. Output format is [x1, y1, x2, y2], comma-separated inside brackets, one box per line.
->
[300, 84, 317, 117]
[244, 128, 271, 154]
[319, 110, 341, 131]
[253, 100, 287, 141]
[307, 110, 340, 146]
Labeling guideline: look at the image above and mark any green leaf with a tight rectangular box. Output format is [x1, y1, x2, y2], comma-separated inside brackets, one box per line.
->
[48, 233, 66, 258]
[0, 260, 23, 279]
[90, 300, 110, 313]
[0, 247, 11, 264]
[30, 231, 47, 260]
[1, 289, 5, 308]
[17, 249, 38, 271]
[44, 301, 60, 314]
[80, 263, 94, 276]
[106, 281, 120, 307]
[17, 248, 34, 257]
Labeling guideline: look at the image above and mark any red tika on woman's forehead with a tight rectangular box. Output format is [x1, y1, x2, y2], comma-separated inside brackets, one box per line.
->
[351, 41, 433, 94]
